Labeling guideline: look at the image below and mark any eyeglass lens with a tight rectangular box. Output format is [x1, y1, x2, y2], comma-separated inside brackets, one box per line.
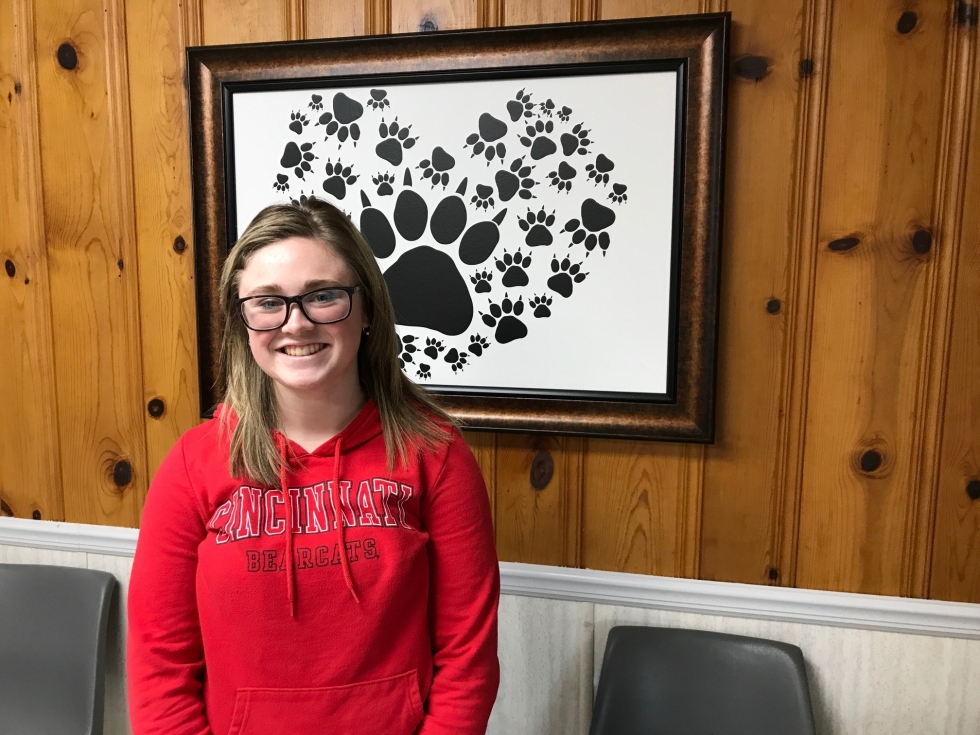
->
[242, 289, 352, 330]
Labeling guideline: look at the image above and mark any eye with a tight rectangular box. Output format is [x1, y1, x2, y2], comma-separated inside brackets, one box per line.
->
[309, 289, 341, 304]
[255, 297, 284, 310]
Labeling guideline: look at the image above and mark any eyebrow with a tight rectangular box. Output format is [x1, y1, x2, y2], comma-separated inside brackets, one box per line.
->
[243, 279, 343, 296]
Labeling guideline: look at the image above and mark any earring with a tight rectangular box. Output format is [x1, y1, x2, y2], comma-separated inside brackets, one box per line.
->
[362, 326, 371, 337]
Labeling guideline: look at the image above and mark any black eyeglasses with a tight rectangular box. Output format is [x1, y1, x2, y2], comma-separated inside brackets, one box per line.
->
[237, 286, 361, 331]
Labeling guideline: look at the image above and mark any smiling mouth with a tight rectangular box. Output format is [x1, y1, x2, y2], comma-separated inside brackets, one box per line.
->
[280, 343, 326, 357]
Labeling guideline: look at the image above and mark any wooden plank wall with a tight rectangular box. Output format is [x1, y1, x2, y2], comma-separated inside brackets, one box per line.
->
[1, 0, 978, 601]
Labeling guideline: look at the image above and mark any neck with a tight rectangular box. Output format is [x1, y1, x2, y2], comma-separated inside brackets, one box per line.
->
[275, 375, 367, 453]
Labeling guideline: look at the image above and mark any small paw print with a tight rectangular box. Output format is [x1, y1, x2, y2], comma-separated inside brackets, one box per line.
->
[518, 207, 555, 247]
[480, 294, 527, 344]
[586, 154, 615, 186]
[468, 334, 490, 357]
[376, 117, 418, 166]
[465, 113, 508, 164]
[495, 249, 532, 288]
[560, 122, 591, 156]
[557, 105, 572, 123]
[279, 141, 317, 179]
[470, 270, 493, 293]
[608, 183, 628, 204]
[548, 257, 588, 298]
[273, 174, 289, 192]
[424, 337, 445, 360]
[519, 119, 557, 160]
[506, 88, 535, 122]
[495, 156, 537, 202]
[416, 364, 432, 380]
[289, 110, 309, 134]
[373, 172, 395, 196]
[316, 92, 364, 147]
[537, 98, 556, 117]
[471, 183, 495, 211]
[529, 294, 553, 318]
[418, 146, 455, 188]
[322, 159, 358, 200]
[547, 161, 577, 193]
[443, 348, 468, 373]
[366, 89, 390, 110]
[398, 334, 418, 369]
[308, 94, 323, 111]
[562, 199, 616, 256]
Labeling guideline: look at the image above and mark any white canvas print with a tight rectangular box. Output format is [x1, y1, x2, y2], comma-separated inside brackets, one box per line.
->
[230, 70, 680, 398]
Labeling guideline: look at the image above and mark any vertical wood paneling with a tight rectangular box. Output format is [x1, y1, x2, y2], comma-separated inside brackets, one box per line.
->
[464, 430, 497, 522]
[0, 0, 63, 521]
[306, 0, 366, 37]
[33, 0, 147, 526]
[600, 0, 700, 18]
[201, 0, 290, 44]
[929, 15, 980, 603]
[503, 0, 571, 26]
[391, 0, 477, 32]
[698, 0, 807, 585]
[495, 435, 583, 567]
[795, 0, 950, 595]
[125, 0, 200, 484]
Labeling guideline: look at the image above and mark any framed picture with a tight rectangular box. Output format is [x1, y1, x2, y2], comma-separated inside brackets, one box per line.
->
[188, 14, 729, 441]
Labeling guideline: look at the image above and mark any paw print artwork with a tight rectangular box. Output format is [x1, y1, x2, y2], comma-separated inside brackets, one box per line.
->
[316, 92, 364, 146]
[372, 172, 395, 196]
[443, 348, 468, 373]
[416, 364, 432, 380]
[560, 123, 591, 156]
[557, 105, 572, 123]
[470, 270, 493, 293]
[495, 157, 537, 202]
[424, 338, 445, 360]
[398, 334, 418, 369]
[481, 294, 527, 344]
[289, 111, 309, 134]
[608, 183, 628, 204]
[279, 141, 317, 180]
[529, 294, 552, 318]
[273, 174, 289, 192]
[467, 334, 490, 357]
[562, 198, 617, 256]
[464, 113, 508, 163]
[519, 119, 557, 160]
[547, 161, 577, 193]
[365, 89, 390, 111]
[537, 98, 556, 117]
[586, 154, 615, 185]
[495, 249, 532, 288]
[548, 257, 588, 298]
[506, 89, 535, 122]
[518, 208, 555, 247]
[308, 94, 324, 111]
[322, 159, 358, 200]
[375, 118, 418, 166]
[417, 147, 455, 188]
[471, 184, 495, 211]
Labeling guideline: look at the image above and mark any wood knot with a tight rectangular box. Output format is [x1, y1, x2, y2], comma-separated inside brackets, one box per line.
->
[859, 449, 883, 474]
[117, 258, 124, 271]
[733, 55, 769, 81]
[113, 459, 133, 487]
[958, 2, 979, 26]
[419, 17, 438, 32]
[766, 298, 781, 314]
[828, 236, 860, 252]
[173, 235, 187, 254]
[57, 42, 78, 70]
[967, 480, 980, 501]
[530, 450, 554, 490]
[799, 59, 814, 78]
[911, 228, 932, 253]
[32, 509, 41, 520]
[897, 11, 917, 34]
[768, 567, 779, 581]
[4, 259, 15, 277]
[147, 398, 166, 418]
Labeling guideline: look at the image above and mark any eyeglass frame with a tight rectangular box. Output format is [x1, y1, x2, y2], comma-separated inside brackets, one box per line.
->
[236, 286, 362, 331]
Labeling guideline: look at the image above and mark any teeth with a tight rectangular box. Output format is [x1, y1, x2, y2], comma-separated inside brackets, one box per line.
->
[282, 344, 325, 357]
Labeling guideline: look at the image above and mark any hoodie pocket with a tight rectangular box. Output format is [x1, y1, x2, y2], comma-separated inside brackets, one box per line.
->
[226, 670, 424, 735]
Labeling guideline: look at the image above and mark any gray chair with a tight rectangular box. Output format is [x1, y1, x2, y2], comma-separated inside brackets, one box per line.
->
[0, 563, 118, 735]
[590, 626, 816, 735]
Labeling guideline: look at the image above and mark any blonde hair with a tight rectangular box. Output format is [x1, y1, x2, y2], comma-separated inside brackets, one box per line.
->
[217, 196, 453, 485]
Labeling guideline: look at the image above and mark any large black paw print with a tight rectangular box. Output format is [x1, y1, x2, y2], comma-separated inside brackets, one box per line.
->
[398, 334, 418, 369]
[470, 269, 492, 293]
[280, 141, 317, 179]
[416, 363, 432, 380]
[443, 348, 468, 373]
[373, 172, 395, 196]
[376, 118, 418, 166]
[547, 161, 577, 193]
[481, 294, 527, 344]
[417, 147, 455, 188]
[273, 174, 289, 192]
[562, 198, 617, 256]
[548, 257, 588, 298]
[322, 159, 358, 200]
[495, 249, 532, 288]
[586, 154, 615, 185]
[561, 123, 591, 156]
[289, 111, 309, 134]
[308, 94, 324, 111]
[465, 113, 508, 163]
[495, 156, 537, 202]
[608, 183, 628, 204]
[519, 119, 557, 160]
[471, 184, 495, 211]
[316, 92, 364, 146]
[424, 337, 445, 360]
[529, 294, 552, 318]
[518, 207, 555, 247]
[359, 191, 396, 259]
[507, 89, 535, 122]
[366, 89, 390, 111]
[468, 334, 490, 357]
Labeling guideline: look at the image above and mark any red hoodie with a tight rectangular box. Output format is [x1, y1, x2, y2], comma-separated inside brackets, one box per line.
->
[127, 400, 499, 735]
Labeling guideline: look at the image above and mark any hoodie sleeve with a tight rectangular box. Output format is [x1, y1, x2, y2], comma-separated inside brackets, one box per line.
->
[418, 432, 500, 735]
[127, 437, 212, 735]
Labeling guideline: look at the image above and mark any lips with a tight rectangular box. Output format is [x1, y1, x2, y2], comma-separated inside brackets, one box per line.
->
[279, 343, 326, 357]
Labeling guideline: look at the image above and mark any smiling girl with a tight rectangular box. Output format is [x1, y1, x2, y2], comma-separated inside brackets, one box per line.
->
[127, 197, 499, 735]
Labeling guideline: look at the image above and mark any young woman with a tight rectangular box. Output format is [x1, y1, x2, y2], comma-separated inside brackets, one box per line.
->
[127, 197, 499, 735]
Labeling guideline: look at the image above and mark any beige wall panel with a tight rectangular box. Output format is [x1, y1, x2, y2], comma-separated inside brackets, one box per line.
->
[202, 0, 291, 44]
[796, 0, 950, 594]
[391, 0, 477, 33]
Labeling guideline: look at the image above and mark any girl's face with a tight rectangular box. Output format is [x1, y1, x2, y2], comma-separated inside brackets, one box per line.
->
[237, 236, 368, 398]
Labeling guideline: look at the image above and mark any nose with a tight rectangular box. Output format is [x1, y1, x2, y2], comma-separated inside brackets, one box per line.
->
[280, 301, 315, 332]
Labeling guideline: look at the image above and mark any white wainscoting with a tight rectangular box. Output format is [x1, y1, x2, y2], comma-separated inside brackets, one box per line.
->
[3, 517, 980, 735]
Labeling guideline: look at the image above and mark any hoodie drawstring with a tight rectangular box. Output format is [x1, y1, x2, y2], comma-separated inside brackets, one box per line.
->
[331, 437, 359, 603]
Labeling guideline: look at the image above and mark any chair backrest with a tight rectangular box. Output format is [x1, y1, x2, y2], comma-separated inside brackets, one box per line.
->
[0, 563, 117, 735]
[590, 626, 816, 735]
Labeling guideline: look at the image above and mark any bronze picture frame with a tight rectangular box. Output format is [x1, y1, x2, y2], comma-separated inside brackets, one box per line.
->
[187, 14, 729, 441]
